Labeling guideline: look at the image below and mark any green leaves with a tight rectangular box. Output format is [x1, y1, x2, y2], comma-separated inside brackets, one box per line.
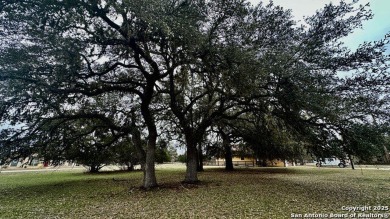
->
[1, 0, 389, 182]
[341, 123, 388, 162]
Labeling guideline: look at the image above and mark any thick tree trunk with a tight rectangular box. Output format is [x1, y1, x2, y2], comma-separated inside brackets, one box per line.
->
[168, 71, 202, 184]
[141, 113, 158, 189]
[127, 162, 134, 171]
[221, 131, 233, 171]
[197, 143, 204, 172]
[224, 144, 234, 171]
[143, 138, 157, 189]
[184, 138, 199, 183]
[89, 165, 100, 173]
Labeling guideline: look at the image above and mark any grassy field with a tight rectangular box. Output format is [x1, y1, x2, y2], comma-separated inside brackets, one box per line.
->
[0, 166, 389, 218]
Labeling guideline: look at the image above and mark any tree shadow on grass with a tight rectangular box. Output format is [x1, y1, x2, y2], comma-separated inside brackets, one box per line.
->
[0, 167, 370, 201]
[204, 167, 307, 175]
[84, 169, 143, 175]
[200, 167, 373, 203]
[0, 171, 143, 203]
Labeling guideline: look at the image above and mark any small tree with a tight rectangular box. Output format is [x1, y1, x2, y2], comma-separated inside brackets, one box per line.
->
[341, 124, 388, 166]
[113, 137, 140, 171]
[177, 154, 187, 163]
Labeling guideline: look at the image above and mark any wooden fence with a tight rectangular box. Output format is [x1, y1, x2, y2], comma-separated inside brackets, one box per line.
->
[204, 160, 256, 167]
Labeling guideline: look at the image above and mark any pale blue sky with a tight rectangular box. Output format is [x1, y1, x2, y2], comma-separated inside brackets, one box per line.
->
[249, 0, 390, 52]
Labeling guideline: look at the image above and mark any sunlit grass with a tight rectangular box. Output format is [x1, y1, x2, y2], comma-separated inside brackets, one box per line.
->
[0, 167, 389, 218]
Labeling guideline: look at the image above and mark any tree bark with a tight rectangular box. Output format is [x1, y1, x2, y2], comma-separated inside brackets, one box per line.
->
[184, 138, 199, 183]
[221, 131, 234, 171]
[140, 107, 158, 189]
[224, 144, 234, 171]
[143, 136, 157, 189]
[89, 165, 100, 173]
[127, 162, 134, 171]
[197, 143, 204, 172]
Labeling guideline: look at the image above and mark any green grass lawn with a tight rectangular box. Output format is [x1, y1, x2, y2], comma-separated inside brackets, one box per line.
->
[0, 167, 389, 218]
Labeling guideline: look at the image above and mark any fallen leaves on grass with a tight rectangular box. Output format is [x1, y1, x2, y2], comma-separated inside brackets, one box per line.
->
[0, 168, 389, 218]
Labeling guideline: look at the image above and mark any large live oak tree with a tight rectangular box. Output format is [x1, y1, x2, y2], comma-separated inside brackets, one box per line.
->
[165, 0, 389, 180]
[1, 0, 389, 188]
[0, 0, 205, 188]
